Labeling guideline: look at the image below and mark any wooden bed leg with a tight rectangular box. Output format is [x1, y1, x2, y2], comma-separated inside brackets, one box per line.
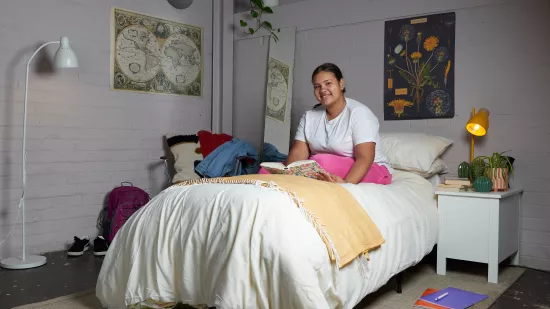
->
[395, 272, 403, 293]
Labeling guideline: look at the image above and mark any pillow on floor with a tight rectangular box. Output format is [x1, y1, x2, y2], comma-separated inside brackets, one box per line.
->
[380, 132, 453, 172]
[166, 133, 202, 183]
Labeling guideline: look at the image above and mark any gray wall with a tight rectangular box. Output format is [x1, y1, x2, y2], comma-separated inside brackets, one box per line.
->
[233, 37, 270, 151]
[0, 0, 213, 258]
[233, 0, 550, 271]
[277, 0, 308, 4]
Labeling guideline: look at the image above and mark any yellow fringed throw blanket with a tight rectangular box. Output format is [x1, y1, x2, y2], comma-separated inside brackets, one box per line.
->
[175, 174, 385, 268]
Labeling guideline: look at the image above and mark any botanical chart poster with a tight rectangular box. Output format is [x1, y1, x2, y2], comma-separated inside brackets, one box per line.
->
[384, 12, 455, 120]
[110, 7, 203, 96]
[266, 57, 290, 123]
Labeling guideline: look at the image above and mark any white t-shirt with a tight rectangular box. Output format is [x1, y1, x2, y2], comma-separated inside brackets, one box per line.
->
[294, 97, 392, 173]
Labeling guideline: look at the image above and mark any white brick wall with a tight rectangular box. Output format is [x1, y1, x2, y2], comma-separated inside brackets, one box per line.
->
[0, 0, 213, 258]
[233, 0, 550, 271]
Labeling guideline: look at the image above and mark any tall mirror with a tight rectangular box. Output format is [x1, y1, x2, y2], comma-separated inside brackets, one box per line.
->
[261, 27, 297, 163]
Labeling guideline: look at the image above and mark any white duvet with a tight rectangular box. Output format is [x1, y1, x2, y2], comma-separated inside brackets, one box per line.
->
[96, 171, 438, 309]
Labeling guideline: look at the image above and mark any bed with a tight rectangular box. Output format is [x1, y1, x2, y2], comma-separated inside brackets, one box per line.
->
[95, 132, 452, 309]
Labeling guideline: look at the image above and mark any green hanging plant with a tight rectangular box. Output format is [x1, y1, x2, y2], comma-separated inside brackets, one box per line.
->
[475, 151, 514, 176]
[239, 0, 280, 42]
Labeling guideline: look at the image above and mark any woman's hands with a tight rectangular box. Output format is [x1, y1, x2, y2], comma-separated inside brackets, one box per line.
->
[318, 171, 346, 183]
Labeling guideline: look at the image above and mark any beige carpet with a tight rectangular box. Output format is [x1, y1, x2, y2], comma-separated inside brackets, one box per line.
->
[12, 262, 525, 309]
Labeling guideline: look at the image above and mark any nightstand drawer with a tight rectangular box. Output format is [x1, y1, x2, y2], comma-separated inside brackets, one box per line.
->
[438, 195, 493, 263]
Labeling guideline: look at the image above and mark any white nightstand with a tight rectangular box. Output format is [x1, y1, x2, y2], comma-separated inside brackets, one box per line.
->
[435, 187, 523, 284]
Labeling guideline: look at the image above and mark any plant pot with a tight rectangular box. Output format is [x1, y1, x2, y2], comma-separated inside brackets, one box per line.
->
[485, 168, 509, 191]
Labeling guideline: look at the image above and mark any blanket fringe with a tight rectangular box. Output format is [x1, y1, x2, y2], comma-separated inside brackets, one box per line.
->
[174, 178, 341, 267]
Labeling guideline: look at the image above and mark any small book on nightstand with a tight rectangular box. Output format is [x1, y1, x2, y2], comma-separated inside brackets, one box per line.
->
[437, 176, 472, 192]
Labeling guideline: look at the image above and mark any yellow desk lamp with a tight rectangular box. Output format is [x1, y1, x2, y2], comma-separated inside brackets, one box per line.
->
[466, 108, 490, 163]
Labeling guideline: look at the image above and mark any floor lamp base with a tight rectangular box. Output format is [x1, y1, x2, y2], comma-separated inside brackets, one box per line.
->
[0, 255, 47, 270]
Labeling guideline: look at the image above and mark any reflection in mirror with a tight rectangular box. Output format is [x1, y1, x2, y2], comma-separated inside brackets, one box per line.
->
[261, 27, 296, 163]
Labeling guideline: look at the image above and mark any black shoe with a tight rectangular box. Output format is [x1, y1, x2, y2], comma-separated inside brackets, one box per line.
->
[67, 236, 90, 256]
[93, 236, 109, 256]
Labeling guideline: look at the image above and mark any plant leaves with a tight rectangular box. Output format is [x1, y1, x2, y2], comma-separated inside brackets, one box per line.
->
[240, 20, 248, 27]
[420, 61, 432, 77]
[251, 10, 258, 18]
[398, 70, 415, 86]
[248, 28, 255, 34]
[262, 21, 273, 30]
[251, 0, 264, 9]
[263, 6, 273, 13]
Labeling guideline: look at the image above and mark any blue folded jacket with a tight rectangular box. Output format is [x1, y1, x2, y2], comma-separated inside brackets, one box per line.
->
[195, 138, 259, 178]
[262, 142, 288, 163]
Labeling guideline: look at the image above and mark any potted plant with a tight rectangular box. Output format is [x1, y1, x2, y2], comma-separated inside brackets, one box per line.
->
[474, 151, 514, 191]
[239, 0, 280, 42]
[470, 156, 487, 182]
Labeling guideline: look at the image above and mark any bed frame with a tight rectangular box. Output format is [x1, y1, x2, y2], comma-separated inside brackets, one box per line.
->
[395, 272, 403, 293]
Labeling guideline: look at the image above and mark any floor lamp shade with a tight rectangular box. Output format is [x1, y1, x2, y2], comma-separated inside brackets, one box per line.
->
[54, 37, 78, 68]
[0, 36, 78, 270]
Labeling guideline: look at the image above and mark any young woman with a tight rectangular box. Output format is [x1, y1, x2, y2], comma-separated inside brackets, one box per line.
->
[285, 63, 393, 185]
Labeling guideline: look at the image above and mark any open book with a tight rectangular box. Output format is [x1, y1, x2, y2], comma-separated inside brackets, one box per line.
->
[260, 160, 327, 180]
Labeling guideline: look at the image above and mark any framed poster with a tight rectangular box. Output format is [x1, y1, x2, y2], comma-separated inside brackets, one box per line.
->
[384, 12, 455, 120]
[110, 7, 203, 97]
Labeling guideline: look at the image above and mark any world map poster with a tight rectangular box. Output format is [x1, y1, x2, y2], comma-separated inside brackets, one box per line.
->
[110, 7, 203, 97]
[266, 57, 290, 123]
[384, 12, 455, 120]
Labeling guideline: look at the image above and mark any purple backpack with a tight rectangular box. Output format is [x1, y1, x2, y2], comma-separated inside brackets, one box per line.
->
[106, 182, 149, 244]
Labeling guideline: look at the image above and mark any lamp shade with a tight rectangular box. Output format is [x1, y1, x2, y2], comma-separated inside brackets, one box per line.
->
[466, 108, 490, 136]
[53, 37, 78, 68]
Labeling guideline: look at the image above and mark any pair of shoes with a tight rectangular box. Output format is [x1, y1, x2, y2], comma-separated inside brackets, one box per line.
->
[67, 236, 109, 257]
[93, 236, 109, 256]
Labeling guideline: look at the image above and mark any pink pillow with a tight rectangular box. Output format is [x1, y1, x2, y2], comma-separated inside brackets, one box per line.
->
[310, 154, 392, 185]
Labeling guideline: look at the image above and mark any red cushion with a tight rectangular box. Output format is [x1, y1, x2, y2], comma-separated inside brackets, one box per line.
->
[197, 130, 233, 158]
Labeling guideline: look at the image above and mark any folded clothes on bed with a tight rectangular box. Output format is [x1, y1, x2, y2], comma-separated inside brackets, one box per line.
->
[176, 174, 385, 268]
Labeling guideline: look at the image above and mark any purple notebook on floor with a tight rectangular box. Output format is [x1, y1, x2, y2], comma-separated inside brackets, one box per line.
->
[419, 287, 488, 309]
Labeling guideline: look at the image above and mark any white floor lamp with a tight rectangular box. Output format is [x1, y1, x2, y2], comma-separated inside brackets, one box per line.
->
[0, 37, 78, 270]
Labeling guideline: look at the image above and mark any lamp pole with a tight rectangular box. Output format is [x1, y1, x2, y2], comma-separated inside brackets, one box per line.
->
[1, 37, 78, 270]
[22, 41, 61, 264]
[470, 107, 475, 163]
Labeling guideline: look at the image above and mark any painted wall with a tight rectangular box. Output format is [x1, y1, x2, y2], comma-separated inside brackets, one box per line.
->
[0, 0, 212, 258]
[233, 0, 550, 271]
[233, 36, 269, 152]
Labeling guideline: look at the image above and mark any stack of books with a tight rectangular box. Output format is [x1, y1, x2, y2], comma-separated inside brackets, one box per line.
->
[437, 177, 472, 192]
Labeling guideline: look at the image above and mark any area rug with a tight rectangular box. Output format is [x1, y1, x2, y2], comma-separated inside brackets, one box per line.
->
[12, 263, 525, 309]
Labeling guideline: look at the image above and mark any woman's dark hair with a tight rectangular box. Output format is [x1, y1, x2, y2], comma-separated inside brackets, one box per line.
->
[311, 63, 346, 93]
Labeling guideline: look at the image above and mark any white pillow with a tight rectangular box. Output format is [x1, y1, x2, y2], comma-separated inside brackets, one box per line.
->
[393, 158, 449, 178]
[166, 133, 203, 183]
[380, 132, 453, 172]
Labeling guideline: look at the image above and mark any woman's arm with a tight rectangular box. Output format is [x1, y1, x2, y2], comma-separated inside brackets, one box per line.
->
[344, 142, 375, 184]
[285, 140, 310, 165]
[318, 142, 375, 184]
